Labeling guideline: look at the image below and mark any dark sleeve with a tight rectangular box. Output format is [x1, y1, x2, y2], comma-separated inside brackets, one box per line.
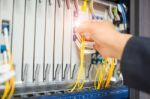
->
[121, 36, 150, 93]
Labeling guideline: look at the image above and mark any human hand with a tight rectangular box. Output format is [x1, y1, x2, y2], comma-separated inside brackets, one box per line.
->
[76, 20, 132, 60]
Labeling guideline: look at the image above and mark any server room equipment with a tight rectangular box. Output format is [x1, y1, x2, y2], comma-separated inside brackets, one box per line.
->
[0, 0, 129, 98]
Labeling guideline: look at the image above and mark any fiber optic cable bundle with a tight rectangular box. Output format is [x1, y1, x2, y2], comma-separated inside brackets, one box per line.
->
[94, 59, 106, 90]
[0, 22, 15, 99]
[94, 58, 116, 90]
[88, 0, 122, 89]
[71, 36, 85, 92]
[105, 58, 115, 88]
[71, 0, 94, 92]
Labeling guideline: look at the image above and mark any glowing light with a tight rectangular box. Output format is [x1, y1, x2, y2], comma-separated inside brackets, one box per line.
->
[74, 20, 81, 28]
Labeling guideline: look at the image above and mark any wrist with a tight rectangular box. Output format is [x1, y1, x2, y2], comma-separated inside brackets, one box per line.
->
[114, 33, 132, 60]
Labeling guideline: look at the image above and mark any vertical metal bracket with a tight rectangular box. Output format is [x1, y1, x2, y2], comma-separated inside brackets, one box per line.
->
[63, 64, 70, 80]
[54, 64, 61, 80]
[71, 64, 78, 80]
[48, 0, 52, 5]
[86, 64, 92, 79]
[66, 0, 70, 9]
[57, 0, 62, 8]
[22, 64, 29, 83]
[34, 64, 40, 83]
[39, 0, 42, 3]
[44, 64, 51, 82]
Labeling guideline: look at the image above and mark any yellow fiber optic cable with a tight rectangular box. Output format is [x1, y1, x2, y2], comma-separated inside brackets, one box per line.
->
[78, 37, 85, 91]
[94, 59, 105, 90]
[105, 58, 115, 88]
[101, 58, 109, 88]
[93, 58, 116, 89]
[99, 59, 106, 89]
[2, 81, 10, 99]
[2, 35, 15, 99]
[2, 50, 11, 99]
[71, 82, 78, 92]
[94, 64, 101, 89]
[81, 0, 88, 12]
[71, 67, 84, 92]
[77, 37, 85, 91]
[97, 63, 106, 89]
[7, 48, 15, 99]
[94, 66, 100, 89]
[87, 0, 95, 14]
[8, 77, 15, 99]
[0, 20, 14, 99]
[71, 0, 92, 92]
[71, 36, 85, 92]
[78, 71, 85, 91]
[94, 58, 112, 90]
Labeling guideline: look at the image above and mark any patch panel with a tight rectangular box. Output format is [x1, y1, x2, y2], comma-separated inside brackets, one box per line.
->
[0, 0, 128, 98]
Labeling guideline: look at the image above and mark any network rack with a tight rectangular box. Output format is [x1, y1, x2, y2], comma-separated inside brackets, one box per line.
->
[0, 0, 129, 98]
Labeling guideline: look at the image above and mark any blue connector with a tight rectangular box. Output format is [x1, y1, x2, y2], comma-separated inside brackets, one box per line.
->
[0, 44, 7, 53]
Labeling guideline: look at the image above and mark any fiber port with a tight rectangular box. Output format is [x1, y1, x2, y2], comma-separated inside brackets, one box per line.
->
[1, 20, 10, 35]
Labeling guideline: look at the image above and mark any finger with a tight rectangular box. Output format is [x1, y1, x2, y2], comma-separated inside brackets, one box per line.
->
[74, 32, 93, 42]
[75, 20, 94, 35]
[84, 32, 94, 41]
[85, 36, 94, 41]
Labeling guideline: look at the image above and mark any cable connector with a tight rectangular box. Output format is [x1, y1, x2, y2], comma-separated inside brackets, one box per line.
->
[1, 20, 9, 35]
[0, 44, 7, 53]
